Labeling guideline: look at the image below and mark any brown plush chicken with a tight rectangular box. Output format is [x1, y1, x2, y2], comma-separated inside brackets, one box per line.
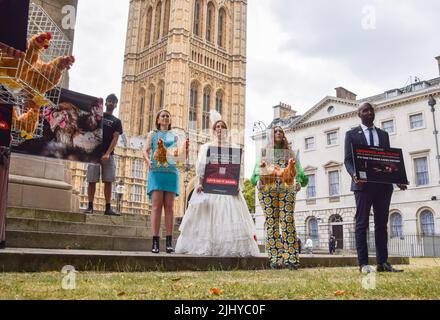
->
[153, 139, 169, 167]
[0, 31, 75, 102]
[11, 100, 41, 138]
[278, 158, 297, 186]
[0, 32, 52, 91]
[259, 161, 280, 186]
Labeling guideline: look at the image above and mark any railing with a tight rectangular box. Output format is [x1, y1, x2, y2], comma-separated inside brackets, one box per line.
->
[253, 214, 440, 257]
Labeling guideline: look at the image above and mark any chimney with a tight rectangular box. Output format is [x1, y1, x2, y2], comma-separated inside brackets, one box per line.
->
[335, 87, 357, 101]
[273, 102, 296, 120]
[436, 56, 440, 76]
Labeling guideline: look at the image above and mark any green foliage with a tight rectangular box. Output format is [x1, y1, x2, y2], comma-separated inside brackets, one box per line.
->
[242, 179, 256, 213]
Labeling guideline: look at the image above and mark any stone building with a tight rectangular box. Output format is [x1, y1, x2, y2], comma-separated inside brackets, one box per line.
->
[253, 56, 440, 255]
[84, 0, 248, 216]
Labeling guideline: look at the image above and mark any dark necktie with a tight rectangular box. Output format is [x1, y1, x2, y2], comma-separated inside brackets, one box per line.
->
[368, 128, 374, 146]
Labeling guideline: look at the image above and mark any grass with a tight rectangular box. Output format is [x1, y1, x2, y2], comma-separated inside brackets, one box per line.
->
[0, 258, 439, 300]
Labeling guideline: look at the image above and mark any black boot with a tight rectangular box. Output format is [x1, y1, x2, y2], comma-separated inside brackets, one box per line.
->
[166, 236, 174, 254]
[0, 241, 5, 250]
[152, 236, 160, 254]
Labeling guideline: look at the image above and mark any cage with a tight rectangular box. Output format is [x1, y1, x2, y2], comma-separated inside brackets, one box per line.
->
[0, 3, 72, 146]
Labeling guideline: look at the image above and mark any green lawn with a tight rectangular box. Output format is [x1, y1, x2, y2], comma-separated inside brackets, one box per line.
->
[0, 259, 439, 300]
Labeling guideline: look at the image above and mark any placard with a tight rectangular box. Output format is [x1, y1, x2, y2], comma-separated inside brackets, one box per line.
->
[203, 147, 242, 196]
[352, 144, 409, 185]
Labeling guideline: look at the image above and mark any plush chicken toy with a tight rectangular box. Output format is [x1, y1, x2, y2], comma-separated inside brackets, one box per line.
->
[153, 139, 169, 168]
[0, 32, 75, 106]
[11, 100, 41, 139]
[260, 158, 297, 190]
[278, 158, 297, 186]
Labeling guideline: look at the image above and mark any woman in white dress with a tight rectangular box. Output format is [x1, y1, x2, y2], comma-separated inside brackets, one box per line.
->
[175, 120, 260, 257]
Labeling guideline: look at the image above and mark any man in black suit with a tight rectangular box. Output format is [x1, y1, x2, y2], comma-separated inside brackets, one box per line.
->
[344, 102, 407, 273]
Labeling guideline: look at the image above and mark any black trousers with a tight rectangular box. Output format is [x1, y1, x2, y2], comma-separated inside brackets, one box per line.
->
[354, 184, 393, 266]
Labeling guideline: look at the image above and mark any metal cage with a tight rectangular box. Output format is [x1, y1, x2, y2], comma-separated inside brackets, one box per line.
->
[0, 3, 72, 145]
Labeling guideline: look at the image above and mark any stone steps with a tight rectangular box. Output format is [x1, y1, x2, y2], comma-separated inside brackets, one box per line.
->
[5, 207, 180, 252]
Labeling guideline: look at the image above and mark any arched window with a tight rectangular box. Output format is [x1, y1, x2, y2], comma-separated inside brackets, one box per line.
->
[154, 1, 162, 41]
[218, 8, 226, 48]
[148, 85, 156, 132]
[139, 90, 146, 135]
[420, 210, 435, 236]
[202, 87, 211, 130]
[158, 81, 165, 110]
[193, 0, 203, 37]
[189, 82, 199, 131]
[308, 218, 319, 241]
[206, 2, 215, 43]
[215, 91, 223, 115]
[145, 7, 153, 47]
[163, 0, 171, 36]
[390, 212, 403, 238]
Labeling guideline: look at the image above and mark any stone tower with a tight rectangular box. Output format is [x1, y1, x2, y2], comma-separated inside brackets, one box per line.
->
[119, 0, 247, 214]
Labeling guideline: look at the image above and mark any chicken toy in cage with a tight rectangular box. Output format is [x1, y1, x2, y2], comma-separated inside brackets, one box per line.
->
[259, 153, 297, 192]
[0, 31, 75, 107]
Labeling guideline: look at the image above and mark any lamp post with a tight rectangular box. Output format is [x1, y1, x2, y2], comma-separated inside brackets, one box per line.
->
[428, 95, 440, 184]
[115, 180, 125, 214]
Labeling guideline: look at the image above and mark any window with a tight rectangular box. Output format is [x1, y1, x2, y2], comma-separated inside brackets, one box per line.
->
[139, 93, 146, 135]
[112, 182, 117, 201]
[132, 159, 144, 179]
[327, 106, 335, 115]
[163, 0, 170, 36]
[409, 113, 424, 130]
[202, 87, 211, 130]
[306, 174, 316, 198]
[414, 157, 429, 186]
[308, 218, 319, 241]
[206, 2, 215, 43]
[305, 137, 315, 150]
[81, 180, 88, 196]
[327, 131, 338, 146]
[114, 156, 120, 176]
[218, 8, 226, 47]
[420, 210, 435, 236]
[131, 185, 143, 203]
[329, 171, 340, 197]
[148, 86, 155, 132]
[154, 1, 162, 41]
[390, 212, 403, 238]
[381, 120, 395, 134]
[215, 91, 223, 115]
[193, 0, 202, 36]
[189, 82, 199, 131]
[144, 7, 153, 47]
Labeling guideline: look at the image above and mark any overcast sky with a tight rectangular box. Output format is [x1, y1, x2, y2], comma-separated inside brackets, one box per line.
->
[69, 0, 440, 178]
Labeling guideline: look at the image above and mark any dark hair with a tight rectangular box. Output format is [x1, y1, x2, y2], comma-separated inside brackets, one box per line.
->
[155, 109, 172, 131]
[272, 126, 290, 150]
[106, 94, 118, 103]
[212, 120, 228, 131]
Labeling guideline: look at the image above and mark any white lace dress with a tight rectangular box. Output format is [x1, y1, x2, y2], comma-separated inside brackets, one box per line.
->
[175, 143, 260, 257]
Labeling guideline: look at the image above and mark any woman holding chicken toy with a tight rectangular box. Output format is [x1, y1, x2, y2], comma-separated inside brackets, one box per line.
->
[143, 109, 189, 254]
[252, 126, 307, 270]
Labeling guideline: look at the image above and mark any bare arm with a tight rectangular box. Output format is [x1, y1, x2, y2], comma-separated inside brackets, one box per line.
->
[102, 132, 120, 161]
[143, 132, 153, 169]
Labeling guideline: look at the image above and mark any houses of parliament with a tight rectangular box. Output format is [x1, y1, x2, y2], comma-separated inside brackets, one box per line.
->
[71, 0, 248, 216]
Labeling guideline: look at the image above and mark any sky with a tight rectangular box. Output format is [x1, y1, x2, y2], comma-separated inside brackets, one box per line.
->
[69, 0, 440, 178]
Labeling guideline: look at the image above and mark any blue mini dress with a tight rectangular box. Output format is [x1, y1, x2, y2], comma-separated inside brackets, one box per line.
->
[147, 130, 180, 200]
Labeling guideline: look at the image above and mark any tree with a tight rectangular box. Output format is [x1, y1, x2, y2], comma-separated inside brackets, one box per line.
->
[242, 179, 256, 214]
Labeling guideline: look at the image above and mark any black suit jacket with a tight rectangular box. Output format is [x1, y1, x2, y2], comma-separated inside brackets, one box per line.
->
[344, 125, 393, 192]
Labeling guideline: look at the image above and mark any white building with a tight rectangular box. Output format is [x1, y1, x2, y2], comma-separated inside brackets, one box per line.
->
[253, 56, 440, 256]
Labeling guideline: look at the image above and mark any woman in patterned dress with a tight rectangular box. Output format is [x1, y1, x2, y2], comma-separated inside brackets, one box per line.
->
[257, 126, 303, 270]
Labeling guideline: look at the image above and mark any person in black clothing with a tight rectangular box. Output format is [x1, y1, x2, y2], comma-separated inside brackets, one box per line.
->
[329, 234, 336, 255]
[297, 237, 302, 255]
[84, 94, 123, 216]
[344, 102, 407, 273]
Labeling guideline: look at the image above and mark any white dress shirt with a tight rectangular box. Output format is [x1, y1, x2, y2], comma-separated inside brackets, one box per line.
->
[360, 124, 379, 147]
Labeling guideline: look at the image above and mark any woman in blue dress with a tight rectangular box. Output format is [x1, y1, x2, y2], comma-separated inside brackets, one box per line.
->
[143, 110, 188, 254]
